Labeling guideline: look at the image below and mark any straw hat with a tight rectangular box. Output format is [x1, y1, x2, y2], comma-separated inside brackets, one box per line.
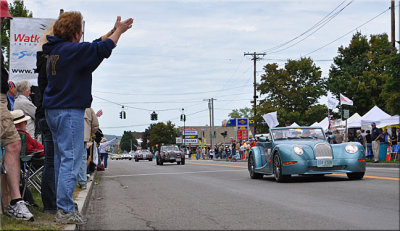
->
[10, 109, 31, 124]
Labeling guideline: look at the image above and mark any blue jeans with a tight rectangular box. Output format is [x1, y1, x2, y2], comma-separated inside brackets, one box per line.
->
[196, 153, 200, 160]
[46, 108, 84, 213]
[366, 143, 373, 158]
[100, 153, 108, 168]
[38, 118, 57, 212]
[77, 142, 87, 186]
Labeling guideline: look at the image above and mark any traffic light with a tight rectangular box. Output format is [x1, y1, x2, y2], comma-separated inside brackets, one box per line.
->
[180, 114, 186, 122]
[120, 111, 126, 119]
[151, 111, 158, 121]
[119, 111, 122, 119]
[221, 131, 227, 138]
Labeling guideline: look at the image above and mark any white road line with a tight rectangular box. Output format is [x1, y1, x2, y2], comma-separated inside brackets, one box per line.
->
[366, 167, 399, 171]
[103, 169, 243, 178]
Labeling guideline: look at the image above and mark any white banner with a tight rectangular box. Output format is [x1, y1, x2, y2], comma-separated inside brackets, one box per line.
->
[262, 111, 279, 128]
[10, 17, 56, 85]
[327, 97, 339, 109]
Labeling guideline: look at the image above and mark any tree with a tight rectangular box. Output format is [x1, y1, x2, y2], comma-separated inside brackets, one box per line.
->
[257, 57, 327, 130]
[327, 32, 399, 115]
[1, 0, 33, 68]
[228, 107, 253, 119]
[119, 131, 138, 152]
[148, 121, 179, 149]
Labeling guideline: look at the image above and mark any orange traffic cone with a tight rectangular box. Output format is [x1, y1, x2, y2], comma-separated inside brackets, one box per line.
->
[386, 145, 392, 161]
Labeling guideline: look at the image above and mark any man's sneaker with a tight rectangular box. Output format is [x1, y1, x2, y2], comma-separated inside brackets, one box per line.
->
[56, 209, 87, 225]
[79, 184, 87, 189]
[6, 200, 34, 221]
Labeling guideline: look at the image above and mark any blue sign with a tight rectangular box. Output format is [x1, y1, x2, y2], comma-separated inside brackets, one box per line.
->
[237, 118, 248, 126]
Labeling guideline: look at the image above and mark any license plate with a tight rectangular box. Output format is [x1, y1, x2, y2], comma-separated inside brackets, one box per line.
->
[317, 159, 333, 167]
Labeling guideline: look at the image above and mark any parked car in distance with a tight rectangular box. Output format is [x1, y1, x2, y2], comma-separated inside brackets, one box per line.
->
[248, 127, 366, 182]
[156, 145, 185, 165]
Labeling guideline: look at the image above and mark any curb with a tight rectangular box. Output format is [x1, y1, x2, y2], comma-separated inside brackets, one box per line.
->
[366, 163, 400, 168]
[64, 170, 97, 230]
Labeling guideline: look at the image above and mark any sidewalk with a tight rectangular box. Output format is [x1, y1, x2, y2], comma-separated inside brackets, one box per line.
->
[64, 171, 97, 230]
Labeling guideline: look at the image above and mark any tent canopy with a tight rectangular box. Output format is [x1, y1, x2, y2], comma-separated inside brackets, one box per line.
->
[377, 115, 400, 128]
[347, 106, 391, 128]
[289, 122, 300, 127]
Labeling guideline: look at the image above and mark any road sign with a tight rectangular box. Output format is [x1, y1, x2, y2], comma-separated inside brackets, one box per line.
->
[343, 109, 350, 119]
[176, 137, 182, 143]
[211, 136, 216, 138]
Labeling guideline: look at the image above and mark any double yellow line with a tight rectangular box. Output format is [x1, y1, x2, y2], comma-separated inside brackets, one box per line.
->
[188, 162, 400, 181]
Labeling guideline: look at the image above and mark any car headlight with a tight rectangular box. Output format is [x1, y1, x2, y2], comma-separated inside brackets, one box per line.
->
[293, 145, 303, 155]
[345, 144, 358, 154]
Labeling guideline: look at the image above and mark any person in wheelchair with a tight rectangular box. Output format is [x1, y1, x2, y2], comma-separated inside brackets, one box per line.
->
[11, 110, 44, 158]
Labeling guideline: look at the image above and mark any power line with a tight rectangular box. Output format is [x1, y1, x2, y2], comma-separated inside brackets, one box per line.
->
[304, 6, 392, 56]
[263, 0, 352, 54]
[267, 0, 354, 55]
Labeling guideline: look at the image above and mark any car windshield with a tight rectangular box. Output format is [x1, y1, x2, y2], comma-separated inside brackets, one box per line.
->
[161, 146, 179, 152]
[271, 128, 325, 141]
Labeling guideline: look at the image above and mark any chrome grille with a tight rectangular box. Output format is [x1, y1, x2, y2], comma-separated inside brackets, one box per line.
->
[314, 143, 332, 159]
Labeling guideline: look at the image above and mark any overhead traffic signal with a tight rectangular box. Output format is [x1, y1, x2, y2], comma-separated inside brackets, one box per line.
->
[180, 114, 186, 122]
[151, 111, 158, 121]
[119, 111, 123, 119]
[119, 111, 126, 119]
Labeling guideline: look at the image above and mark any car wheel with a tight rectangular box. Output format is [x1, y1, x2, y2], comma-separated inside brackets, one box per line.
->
[129, 158, 132, 160]
[135, 159, 139, 162]
[160, 159, 164, 165]
[177, 161, 181, 165]
[156, 158, 159, 165]
[347, 172, 365, 180]
[248, 154, 263, 179]
[149, 158, 152, 161]
[273, 154, 290, 182]
[181, 158, 185, 165]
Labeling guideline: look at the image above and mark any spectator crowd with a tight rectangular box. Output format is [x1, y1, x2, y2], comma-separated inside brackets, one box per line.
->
[1, 2, 132, 225]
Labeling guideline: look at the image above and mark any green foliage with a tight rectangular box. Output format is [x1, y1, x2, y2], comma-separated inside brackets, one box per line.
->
[119, 131, 138, 152]
[327, 32, 399, 115]
[1, 0, 33, 68]
[148, 121, 179, 149]
[228, 107, 253, 119]
[257, 57, 327, 129]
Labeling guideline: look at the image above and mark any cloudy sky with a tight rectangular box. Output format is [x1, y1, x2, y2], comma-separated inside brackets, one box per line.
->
[24, 0, 397, 135]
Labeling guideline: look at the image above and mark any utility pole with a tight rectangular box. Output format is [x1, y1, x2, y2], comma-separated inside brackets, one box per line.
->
[244, 52, 265, 137]
[391, 0, 396, 49]
[205, 98, 216, 157]
[398, 0, 400, 50]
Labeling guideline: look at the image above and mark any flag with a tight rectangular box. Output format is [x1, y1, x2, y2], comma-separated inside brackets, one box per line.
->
[327, 97, 339, 109]
[262, 111, 279, 128]
[96, 109, 103, 117]
[340, 93, 353, 105]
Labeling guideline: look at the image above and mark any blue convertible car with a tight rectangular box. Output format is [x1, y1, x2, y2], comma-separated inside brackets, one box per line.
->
[248, 127, 366, 182]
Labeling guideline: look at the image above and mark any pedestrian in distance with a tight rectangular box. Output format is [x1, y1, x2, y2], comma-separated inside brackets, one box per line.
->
[99, 137, 118, 170]
[42, 11, 133, 225]
[365, 130, 373, 159]
[371, 122, 383, 163]
[355, 130, 364, 146]
[0, 0, 34, 221]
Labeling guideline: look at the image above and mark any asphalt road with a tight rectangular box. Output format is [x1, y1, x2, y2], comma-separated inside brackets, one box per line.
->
[81, 159, 399, 230]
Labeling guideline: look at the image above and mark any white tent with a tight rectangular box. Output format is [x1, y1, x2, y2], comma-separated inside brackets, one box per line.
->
[290, 122, 300, 127]
[318, 117, 330, 132]
[310, 122, 319, 127]
[377, 115, 400, 128]
[347, 113, 361, 123]
[347, 106, 391, 128]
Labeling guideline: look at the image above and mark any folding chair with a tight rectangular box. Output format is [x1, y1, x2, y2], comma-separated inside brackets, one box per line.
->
[19, 133, 44, 198]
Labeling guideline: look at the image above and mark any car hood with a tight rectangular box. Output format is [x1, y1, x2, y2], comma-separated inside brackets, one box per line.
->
[274, 139, 328, 148]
